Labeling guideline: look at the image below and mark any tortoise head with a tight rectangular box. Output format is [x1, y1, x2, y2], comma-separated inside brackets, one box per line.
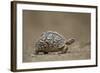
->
[65, 38, 75, 45]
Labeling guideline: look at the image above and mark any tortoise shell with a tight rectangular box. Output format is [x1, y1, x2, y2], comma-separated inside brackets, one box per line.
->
[35, 31, 66, 52]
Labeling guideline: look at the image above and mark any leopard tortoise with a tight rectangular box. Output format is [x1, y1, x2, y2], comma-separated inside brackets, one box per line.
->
[34, 31, 75, 55]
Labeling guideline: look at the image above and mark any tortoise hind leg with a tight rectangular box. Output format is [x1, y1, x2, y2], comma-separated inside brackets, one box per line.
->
[34, 51, 39, 55]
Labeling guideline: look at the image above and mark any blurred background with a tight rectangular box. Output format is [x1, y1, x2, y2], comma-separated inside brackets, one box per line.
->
[23, 10, 91, 62]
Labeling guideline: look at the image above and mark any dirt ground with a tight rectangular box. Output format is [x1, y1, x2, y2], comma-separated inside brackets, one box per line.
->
[23, 42, 90, 62]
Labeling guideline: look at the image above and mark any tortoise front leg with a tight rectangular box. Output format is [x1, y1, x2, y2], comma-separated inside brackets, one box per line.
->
[61, 45, 68, 54]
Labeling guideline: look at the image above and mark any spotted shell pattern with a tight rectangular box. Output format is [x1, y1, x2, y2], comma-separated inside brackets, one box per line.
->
[35, 31, 66, 51]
